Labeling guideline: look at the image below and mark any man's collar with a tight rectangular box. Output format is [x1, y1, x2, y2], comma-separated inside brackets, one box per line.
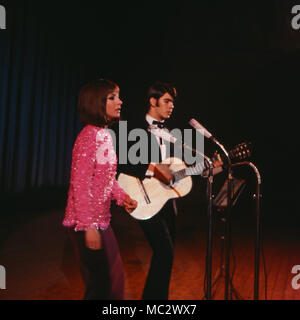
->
[146, 114, 165, 125]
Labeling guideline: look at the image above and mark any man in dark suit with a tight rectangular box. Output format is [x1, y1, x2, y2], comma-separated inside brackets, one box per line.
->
[113, 82, 179, 300]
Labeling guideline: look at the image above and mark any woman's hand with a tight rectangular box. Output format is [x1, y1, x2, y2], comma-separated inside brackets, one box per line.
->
[123, 194, 138, 214]
[85, 228, 102, 250]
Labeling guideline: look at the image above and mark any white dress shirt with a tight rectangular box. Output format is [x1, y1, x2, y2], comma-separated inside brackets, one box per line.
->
[145, 114, 168, 176]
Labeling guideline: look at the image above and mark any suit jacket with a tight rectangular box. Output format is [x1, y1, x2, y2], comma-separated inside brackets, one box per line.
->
[111, 116, 180, 180]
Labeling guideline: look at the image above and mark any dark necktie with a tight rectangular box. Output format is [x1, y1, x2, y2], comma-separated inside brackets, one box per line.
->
[152, 120, 165, 128]
[150, 120, 164, 148]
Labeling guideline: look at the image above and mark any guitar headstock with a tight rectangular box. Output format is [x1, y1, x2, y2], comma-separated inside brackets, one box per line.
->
[212, 142, 252, 167]
[229, 142, 252, 161]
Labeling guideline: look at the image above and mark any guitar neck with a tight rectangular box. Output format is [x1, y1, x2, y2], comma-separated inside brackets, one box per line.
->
[173, 161, 205, 182]
[172, 143, 251, 182]
[172, 142, 251, 183]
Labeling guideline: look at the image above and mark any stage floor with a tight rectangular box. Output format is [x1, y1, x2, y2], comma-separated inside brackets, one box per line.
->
[0, 197, 300, 300]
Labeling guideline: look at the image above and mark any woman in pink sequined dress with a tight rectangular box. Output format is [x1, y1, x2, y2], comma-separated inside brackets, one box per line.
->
[63, 79, 137, 300]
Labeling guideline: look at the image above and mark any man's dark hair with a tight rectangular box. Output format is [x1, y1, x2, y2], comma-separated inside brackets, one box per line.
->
[78, 79, 118, 127]
[147, 81, 177, 102]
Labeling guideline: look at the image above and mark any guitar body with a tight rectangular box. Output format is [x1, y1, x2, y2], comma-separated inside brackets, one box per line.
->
[117, 157, 192, 220]
[117, 142, 251, 220]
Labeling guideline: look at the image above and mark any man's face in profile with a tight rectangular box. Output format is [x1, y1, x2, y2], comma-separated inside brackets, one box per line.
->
[151, 92, 175, 121]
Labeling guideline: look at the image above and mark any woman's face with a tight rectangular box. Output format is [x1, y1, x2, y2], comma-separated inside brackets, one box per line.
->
[106, 87, 123, 121]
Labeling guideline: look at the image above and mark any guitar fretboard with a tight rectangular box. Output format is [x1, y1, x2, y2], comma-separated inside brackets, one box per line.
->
[173, 162, 205, 182]
[186, 162, 206, 177]
[171, 142, 251, 183]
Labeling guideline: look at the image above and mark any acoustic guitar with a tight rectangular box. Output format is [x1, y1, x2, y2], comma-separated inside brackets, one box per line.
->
[117, 142, 251, 220]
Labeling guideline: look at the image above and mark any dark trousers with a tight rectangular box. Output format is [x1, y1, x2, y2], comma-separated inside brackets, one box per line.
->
[68, 226, 125, 300]
[139, 201, 176, 300]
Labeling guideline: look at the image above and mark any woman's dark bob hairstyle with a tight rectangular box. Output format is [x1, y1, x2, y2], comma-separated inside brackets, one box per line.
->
[78, 79, 119, 127]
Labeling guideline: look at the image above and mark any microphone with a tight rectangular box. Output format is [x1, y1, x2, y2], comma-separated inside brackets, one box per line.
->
[189, 118, 230, 161]
[189, 118, 216, 142]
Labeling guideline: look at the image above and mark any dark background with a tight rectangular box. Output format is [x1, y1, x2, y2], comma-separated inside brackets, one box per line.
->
[0, 0, 299, 227]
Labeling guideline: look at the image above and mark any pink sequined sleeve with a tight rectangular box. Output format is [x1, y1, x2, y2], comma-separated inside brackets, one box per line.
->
[71, 134, 98, 230]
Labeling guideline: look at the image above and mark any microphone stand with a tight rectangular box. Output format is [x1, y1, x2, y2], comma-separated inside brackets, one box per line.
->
[204, 158, 214, 299]
[232, 161, 262, 300]
[150, 127, 215, 299]
[211, 139, 232, 300]
[181, 142, 214, 300]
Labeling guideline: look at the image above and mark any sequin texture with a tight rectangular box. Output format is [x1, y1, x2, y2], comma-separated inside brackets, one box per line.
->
[63, 125, 127, 231]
